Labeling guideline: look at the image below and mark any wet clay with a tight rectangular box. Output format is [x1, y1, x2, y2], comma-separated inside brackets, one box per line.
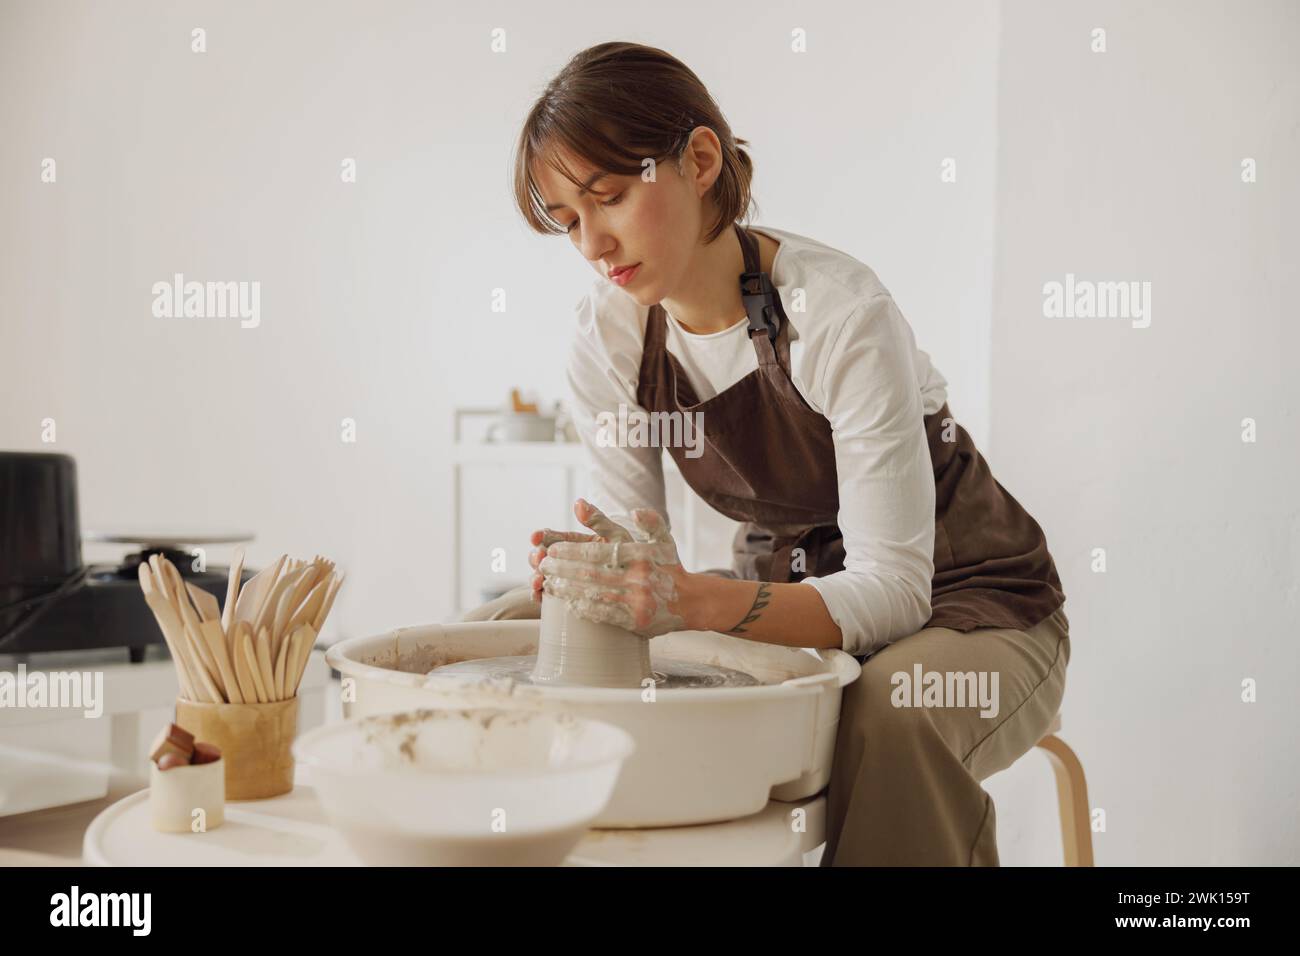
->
[431, 654, 760, 689]
[532, 595, 651, 687]
[429, 595, 759, 690]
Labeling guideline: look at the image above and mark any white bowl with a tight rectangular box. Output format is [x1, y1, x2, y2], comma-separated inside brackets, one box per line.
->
[293, 708, 634, 866]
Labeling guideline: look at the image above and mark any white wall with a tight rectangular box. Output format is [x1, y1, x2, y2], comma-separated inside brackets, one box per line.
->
[985, 0, 1299, 864]
[10, 0, 1293, 868]
[0, 0, 1000, 633]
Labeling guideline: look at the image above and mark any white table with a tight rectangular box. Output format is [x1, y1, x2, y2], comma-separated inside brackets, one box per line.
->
[83, 767, 826, 867]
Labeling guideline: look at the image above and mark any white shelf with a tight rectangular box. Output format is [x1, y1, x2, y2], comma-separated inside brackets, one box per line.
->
[449, 443, 692, 615]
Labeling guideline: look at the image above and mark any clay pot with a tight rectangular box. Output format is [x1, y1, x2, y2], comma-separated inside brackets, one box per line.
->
[530, 595, 652, 688]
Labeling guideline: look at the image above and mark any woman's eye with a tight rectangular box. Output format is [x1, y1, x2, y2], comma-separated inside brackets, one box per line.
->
[564, 193, 625, 234]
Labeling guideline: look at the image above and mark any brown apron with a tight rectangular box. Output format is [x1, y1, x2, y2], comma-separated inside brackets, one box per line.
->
[634, 223, 1066, 644]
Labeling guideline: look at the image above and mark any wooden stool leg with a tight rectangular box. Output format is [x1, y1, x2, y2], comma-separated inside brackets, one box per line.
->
[1035, 734, 1094, 867]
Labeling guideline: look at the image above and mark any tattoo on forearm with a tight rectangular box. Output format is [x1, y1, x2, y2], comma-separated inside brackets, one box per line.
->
[726, 582, 772, 634]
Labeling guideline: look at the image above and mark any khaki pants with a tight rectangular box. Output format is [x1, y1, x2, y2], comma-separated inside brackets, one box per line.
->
[822, 604, 1071, 866]
[459, 588, 1071, 866]
[458, 584, 540, 622]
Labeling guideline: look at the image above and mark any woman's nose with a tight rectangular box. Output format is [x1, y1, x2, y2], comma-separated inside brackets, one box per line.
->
[578, 227, 613, 264]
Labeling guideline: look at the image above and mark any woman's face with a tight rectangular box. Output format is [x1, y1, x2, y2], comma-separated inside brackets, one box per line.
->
[533, 132, 721, 306]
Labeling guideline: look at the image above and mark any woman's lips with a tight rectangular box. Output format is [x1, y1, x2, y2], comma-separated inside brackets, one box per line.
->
[609, 263, 641, 286]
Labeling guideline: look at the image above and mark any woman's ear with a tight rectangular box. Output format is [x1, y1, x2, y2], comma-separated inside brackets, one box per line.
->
[680, 126, 723, 197]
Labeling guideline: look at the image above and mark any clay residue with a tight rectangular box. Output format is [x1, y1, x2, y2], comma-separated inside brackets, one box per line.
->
[359, 709, 577, 767]
[552, 591, 685, 637]
[427, 654, 761, 689]
[361, 640, 538, 675]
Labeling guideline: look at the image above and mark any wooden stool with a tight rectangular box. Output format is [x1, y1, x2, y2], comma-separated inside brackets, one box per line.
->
[1034, 713, 1094, 866]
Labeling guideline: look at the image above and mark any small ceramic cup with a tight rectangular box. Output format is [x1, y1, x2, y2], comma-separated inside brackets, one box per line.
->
[175, 696, 299, 800]
[150, 757, 225, 833]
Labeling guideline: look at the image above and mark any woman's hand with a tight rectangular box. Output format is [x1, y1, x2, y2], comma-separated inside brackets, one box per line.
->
[530, 499, 845, 649]
[528, 499, 636, 605]
[536, 506, 689, 638]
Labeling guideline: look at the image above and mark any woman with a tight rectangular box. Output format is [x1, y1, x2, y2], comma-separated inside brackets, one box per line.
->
[465, 41, 1071, 866]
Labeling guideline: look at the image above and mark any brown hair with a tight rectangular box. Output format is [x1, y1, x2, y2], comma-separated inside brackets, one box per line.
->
[512, 41, 755, 245]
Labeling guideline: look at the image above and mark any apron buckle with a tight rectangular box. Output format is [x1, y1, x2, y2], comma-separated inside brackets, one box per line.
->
[740, 271, 781, 341]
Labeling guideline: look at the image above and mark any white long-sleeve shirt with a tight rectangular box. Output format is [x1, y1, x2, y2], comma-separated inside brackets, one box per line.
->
[563, 225, 951, 657]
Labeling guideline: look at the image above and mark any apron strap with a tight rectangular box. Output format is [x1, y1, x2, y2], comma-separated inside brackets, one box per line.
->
[644, 302, 669, 352]
[735, 220, 762, 274]
[734, 223, 792, 372]
[645, 225, 793, 378]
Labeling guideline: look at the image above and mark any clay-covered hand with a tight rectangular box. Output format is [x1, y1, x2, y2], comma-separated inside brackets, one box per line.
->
[528, 498, 637, 605]
[537, 507, 687, 638]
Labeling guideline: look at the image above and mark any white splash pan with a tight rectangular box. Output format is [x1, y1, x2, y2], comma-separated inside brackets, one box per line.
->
[326, 621, 860, 828]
